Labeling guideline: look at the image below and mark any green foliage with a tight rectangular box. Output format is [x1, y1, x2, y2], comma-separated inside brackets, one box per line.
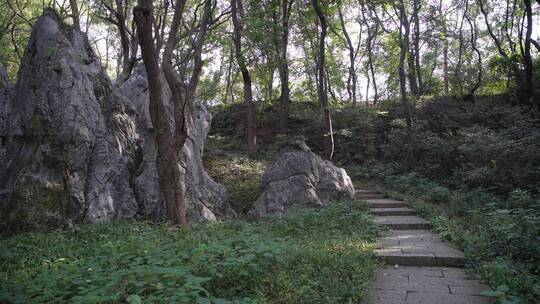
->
[209, 102, 381, 167]
[204, 135, 265, 213]
[0, 202, 379, 303]
[378, 96, 540, 194]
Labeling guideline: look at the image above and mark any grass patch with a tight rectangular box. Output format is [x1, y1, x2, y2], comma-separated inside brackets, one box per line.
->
[0, 201, 379, 303]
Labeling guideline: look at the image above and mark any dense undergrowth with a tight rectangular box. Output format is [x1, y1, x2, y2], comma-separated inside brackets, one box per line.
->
[0, 202, 378, 303]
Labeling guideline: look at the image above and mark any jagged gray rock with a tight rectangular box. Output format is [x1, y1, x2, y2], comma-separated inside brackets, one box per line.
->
[114, 65, 235, 221]
[0, 10, 233, 231]
[248, 142, 355, 218]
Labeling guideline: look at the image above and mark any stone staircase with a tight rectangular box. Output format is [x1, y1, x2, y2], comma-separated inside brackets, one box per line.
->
[357, 189, 494, 304]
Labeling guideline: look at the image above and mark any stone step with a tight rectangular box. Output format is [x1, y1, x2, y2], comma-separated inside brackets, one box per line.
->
[375, 215, 431, 230]
[370, 207, 417, 216]
[375, 251, 466, 267]
[356, 194, 386, 200]
[366, 199, 409, 208]
[355, 189, 380, 195]
[374, 230, 466, 267]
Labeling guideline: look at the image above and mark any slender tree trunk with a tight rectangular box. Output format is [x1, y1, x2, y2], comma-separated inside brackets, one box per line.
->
[464, 1, 482, 103]
[365, 71, 370, 106]
[455, 7, 466, 97]
[115, 0, 133, 82]
[369, 52, 378, 103]
[312, 0, 334, 159]
[437, 0, 449, 95]
[134, 0, 186, 226]
[278, 0, 293, 133]
[232, 0, 257, 153]
[479, 0, 508, 58]
[412, 0, 423, 95]
[398, 0, 413, 131]
[407, 55, 419, 96]
[225, 44, 234, 104]
[523, 0, 535, 107]
[400, 4, 419, 97]
[362, 3, 379, 103]
[268, 65, 274, 103]
[128, 24, 138, 74]
[338, 1, 357, 106]
[70, 0, 80, 31]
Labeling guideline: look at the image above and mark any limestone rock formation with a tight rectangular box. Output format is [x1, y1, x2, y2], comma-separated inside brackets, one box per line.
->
[114, 65, 235, 221]
[248, 142, 355, 218]
[0, 10, 233, 231]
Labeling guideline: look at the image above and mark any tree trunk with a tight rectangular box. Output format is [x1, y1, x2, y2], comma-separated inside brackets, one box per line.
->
[412, 0, 423, 95]
[437, 0, 449, 95]
[278, 0, 293, 133]
[361, 2, 379, 103]
[365, 71, 370, 106]
[70, 0, 80, 31]
[456, 9, 466, 97]
[115, 0, 133, 82]
[523, 0, 535, 107]
[479, 0, 508, 58]
[398, 0, 413, 131]
[443, 38, 449, 94]
[232, 0, 257, 153]
[338, 1, 357, 107]
[312, 0, 334, 160]
[225, 44, 234, 104]
[400, 4, 418, 97]
[134, 0, 186, 226]
[464, 1, 482, 103]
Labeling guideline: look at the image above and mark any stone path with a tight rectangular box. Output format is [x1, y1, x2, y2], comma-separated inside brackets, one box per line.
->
[357, 190, 494, 304]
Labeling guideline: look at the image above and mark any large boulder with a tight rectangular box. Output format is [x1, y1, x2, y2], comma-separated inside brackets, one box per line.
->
[0, 10, 233, 232]
[248, 142, 355, 218]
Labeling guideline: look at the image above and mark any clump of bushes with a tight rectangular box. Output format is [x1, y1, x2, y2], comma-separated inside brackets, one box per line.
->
[380, 96, 540, 196]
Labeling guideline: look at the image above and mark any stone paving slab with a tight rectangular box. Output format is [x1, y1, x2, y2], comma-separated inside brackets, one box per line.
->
[375, 229, 465, 267]
[370, 207, 417, 216]
[375, 215, 431, 230]
[364, 266, 493, 304]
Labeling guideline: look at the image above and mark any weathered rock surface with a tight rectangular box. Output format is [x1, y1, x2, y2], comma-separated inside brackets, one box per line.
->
[114, 66, 235, 221]
[248, 142, 355, 218]
[0, 10, 233, 231]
